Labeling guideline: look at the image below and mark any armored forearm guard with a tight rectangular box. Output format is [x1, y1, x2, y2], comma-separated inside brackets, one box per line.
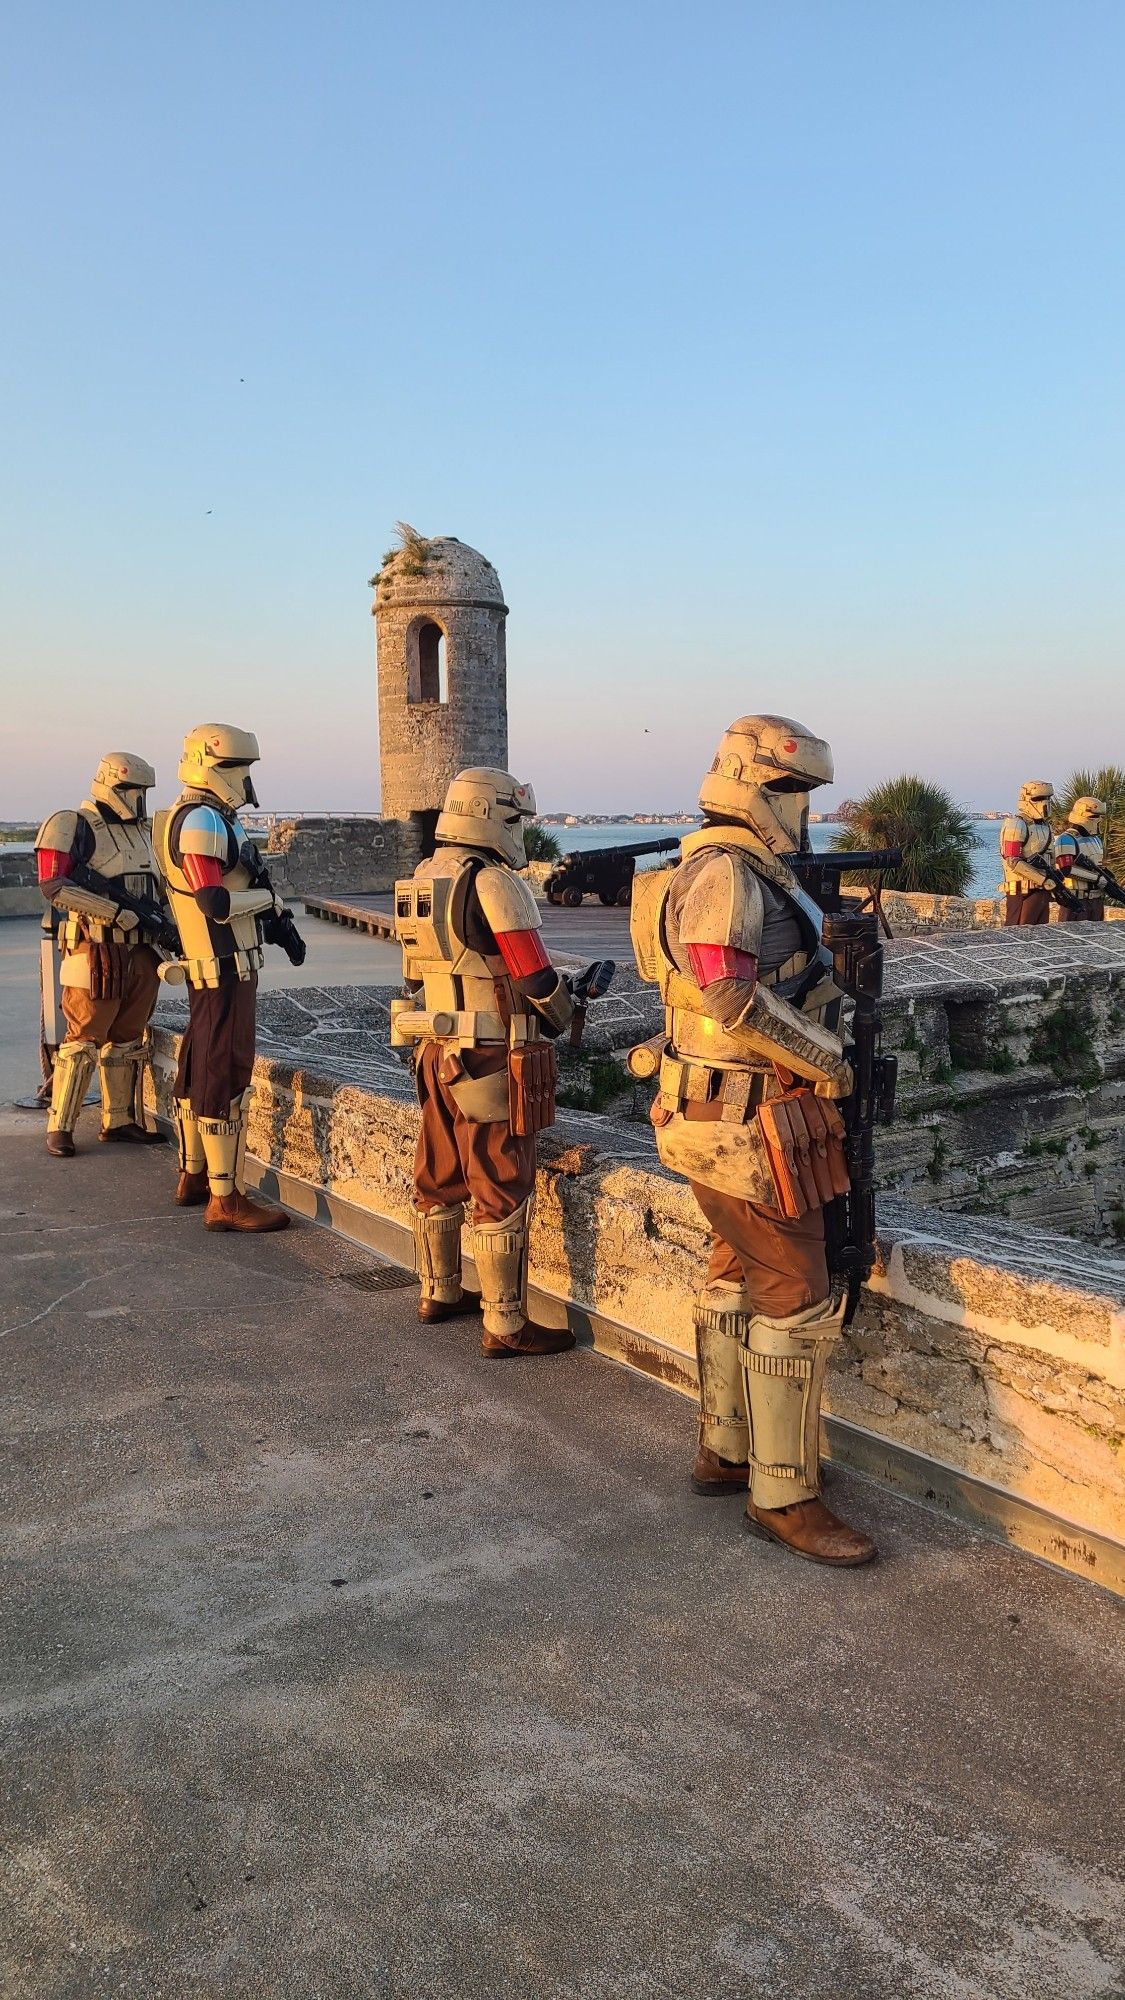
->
[222, 887, 276, 921]
[717, 977, 852, 1094]
[50, 882, 133, 925]
[524, 971, 574, 1039]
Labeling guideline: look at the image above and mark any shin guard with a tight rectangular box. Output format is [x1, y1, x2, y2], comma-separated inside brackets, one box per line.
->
[413, 1202, 465, 1306]
[197, 1099, 244, 1200]
[471, 1199, 530, 1339]
[48, 1039, 98, 1134]
[693, 1286, 751, 1463]
[174, 1098, 206, 1175]
[98, 1038, 148, 1131]
[739, 1293, 846, 1511]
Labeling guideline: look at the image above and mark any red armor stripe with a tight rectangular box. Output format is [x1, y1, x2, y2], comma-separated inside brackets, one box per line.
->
[1000, 840, 1023, 859]
[686, 942, 757, 987]
[495, 928, 551, 976]
[182, 852, 225, 891]
[37, 848, 72, 882]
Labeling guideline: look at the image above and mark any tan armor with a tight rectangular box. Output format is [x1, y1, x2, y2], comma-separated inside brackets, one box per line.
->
[631, 823, 849, 1204]
[692, 1253, 849, 1511]
[694, 1284, 752, 1461]
[90, 752, 157, 822]
[1054, 802, 1106, 899]
[98, 1038, 148, 1131]
[471, 1199, 532, 1339]
[1000, 790, 1055, 895]
[36, 802, 163, 973]
[697, 715, 834, 856]
[433, 767, 538, 868]
[153, 803, 268, 986]
[740, 1293, 847, 1509]
[413, 1202, 466, 1308]
[178, 724, 262, 811]
[47, 1039, 99, 1137]
[392, 849, 567, 1110]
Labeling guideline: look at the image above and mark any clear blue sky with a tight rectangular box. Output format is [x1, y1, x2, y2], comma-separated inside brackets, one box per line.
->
[2, 1, 1122, 817]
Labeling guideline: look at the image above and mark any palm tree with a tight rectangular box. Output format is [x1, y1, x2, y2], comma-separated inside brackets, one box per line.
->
[523, 823, 562, 864]
[832, 775, 977, 896]
[1053, 767, 1125, 876]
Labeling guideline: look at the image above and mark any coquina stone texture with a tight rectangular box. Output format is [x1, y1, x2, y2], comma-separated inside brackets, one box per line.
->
[372, 534, 508, 825]
[0, 849, 41, 917]
[146, 981, 1125, 1581]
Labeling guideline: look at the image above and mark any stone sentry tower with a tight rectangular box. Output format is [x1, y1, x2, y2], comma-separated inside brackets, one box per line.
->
[372, 526, 509, 853]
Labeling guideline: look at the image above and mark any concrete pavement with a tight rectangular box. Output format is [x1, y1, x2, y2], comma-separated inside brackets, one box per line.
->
[0, 913, 401, 1111]
[2, 1121, 1123, 1999]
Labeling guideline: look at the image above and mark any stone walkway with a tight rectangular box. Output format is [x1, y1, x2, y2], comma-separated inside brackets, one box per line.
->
[2, 1117, 1123, 2000]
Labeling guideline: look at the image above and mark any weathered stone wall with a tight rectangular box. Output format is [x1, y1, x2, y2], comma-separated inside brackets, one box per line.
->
[144, 996, 1125, 1582]
[0, 849, 41, 917]
[373, 537, 508, 820]
[265, 815, 422, 896]
[877, 927, 1125, 1239]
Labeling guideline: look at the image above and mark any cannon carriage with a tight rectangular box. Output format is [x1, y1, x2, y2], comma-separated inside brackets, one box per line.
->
[543, 837, 680, 908]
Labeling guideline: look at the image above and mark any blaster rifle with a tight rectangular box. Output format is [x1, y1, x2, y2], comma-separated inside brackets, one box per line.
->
[1091, 865, 1125, 910]
[794, 851, 902, 1323]
[1034, 863, 1082, 913]
[567, 959, 616, 1049]
[785, 848, 902, 938]
[71, 861, 179, 954]
[238, 841, 307, 965]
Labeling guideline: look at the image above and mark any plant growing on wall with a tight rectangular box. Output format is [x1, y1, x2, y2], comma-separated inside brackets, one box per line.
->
[832, 776, 977, 896]
[1054, 767, 1125, 875]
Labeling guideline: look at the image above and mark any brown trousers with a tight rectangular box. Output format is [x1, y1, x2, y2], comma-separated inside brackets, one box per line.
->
[1004, 889, 1051, 926]
[175, 971, 258, 1119]
[414, 1042, 536, 1224]
[61, 945, 160, 1045]
[1057, 899, 1105, 922]
[689, 1180, 829, 1318]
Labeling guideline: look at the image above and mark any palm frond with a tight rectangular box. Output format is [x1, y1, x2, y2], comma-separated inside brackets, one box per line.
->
[831, 775, 978, 896]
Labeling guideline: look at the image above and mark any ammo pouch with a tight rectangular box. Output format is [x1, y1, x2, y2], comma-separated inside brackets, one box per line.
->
[656, 1050, 767, 1123]
[756, 1090, 850, 1219]
[509, 1041, 557, 1136]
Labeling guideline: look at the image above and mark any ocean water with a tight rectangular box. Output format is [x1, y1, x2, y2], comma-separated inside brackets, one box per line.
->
[542, 819, 1004, 901]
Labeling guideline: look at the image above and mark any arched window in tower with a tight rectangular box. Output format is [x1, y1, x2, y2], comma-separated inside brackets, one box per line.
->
[407, 619, 446, 704]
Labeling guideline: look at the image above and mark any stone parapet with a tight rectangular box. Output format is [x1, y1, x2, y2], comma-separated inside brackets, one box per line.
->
[0, 848, 41, 917]
[264, 815, 421, 896]
[145, 988, 1125, 1590]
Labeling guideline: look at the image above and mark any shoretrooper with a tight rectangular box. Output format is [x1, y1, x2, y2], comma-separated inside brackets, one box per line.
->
[999, 781, 1061, 925]
[392, 767, 577, 1357]
[35, 752, 178, 1156]
[629, 714, 876, 1566]
[153, 724, 305, 1233]
[1053, 797, 1111, 921]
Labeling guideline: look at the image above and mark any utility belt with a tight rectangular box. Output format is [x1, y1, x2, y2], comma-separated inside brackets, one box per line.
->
[389, 1001, 540, 1051]
[655, 1048, 771, 1123]
[168, 946, 263, 989]
[1003, 875, 1048, 897]
[59, 915, 136, 952]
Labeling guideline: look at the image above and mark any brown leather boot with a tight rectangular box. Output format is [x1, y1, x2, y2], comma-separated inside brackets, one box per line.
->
[100, 1121, 165, 1145]
[176, 1169, 210, 1207]
[418, 1297, 474, 1324]
[744, 1496, 877, 1567]
[481, 1322, 576, 1358]
[204, 1191, 291, 1233]
[46, 1130, 76, 1158]
[691, 1445, 750, 1496]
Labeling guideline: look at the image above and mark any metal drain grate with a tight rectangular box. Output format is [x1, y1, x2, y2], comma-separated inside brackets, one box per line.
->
[334, 1263, 416, 1293]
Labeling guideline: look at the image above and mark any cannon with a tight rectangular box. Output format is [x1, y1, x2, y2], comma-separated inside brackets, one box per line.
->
[543, 837, 680, 908]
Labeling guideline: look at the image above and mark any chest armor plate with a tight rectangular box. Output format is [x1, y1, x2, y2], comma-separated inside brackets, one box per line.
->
[395, 850, 523, 1042]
